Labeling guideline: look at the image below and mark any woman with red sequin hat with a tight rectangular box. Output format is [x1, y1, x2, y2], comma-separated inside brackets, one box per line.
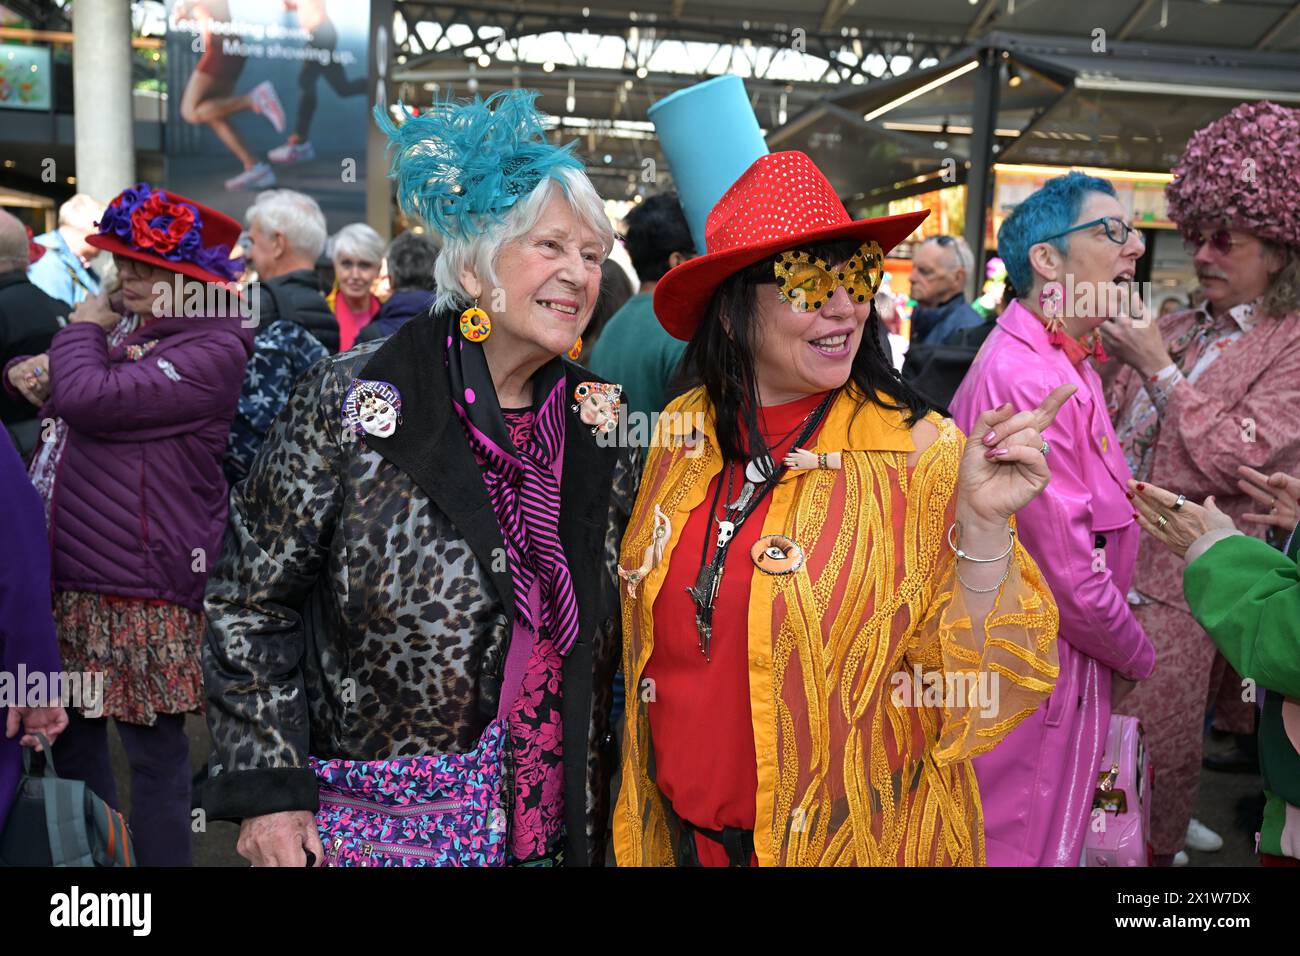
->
[1, 182, 254, 865]
[613, 147, 1073, 866]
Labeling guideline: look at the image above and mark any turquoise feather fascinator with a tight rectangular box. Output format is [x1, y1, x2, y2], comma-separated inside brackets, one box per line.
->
[374, 89, 585, 241]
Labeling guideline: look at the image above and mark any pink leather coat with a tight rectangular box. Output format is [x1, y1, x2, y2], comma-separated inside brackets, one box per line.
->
[949, 301, 1155, 866]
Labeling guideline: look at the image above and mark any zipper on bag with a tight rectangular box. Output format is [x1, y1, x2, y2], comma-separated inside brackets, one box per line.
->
[318, 791, 462, 816]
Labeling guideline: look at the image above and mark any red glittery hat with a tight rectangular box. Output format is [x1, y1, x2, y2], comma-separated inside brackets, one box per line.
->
[653, 151, 929, 341]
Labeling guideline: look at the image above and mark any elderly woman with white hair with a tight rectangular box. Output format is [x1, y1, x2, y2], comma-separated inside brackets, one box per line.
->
[328, 222, 385, 349]
[202, 91, 632, 868]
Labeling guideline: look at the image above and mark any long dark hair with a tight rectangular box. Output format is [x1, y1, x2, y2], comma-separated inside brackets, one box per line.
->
[680, 237, 929, 464]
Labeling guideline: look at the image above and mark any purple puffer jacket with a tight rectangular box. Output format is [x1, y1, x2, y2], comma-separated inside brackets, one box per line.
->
[45, 317, 253, 611]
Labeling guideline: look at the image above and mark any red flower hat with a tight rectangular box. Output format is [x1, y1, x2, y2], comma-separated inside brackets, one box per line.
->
[87, 183, 244, 285]
[653, 151, 929, 341]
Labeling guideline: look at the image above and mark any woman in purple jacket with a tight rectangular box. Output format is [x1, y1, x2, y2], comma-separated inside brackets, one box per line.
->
[0, 434, 68, 834]
[3, 184, 253, 864]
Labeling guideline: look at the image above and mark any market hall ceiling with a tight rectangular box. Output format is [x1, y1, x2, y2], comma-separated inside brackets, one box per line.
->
[385, 1, 1300, 199]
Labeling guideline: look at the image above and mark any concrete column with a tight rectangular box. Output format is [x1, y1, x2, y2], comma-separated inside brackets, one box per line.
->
[963, 44, 1001, 301]
[72, 0, 135, 201]
[366, 0, 395, 238]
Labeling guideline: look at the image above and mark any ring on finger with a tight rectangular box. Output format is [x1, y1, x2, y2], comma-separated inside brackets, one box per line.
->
[1156, 514, 1168, 530]
[1039, 440, 1050, 456]
[1173, 494, 1186, 511]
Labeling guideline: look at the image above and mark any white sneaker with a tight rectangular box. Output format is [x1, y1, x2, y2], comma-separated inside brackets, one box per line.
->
[224, 162, 276, 192]
[268, 140, 316, 164]
[1186, 818, 1224, 852]
[249, 80, 286, 134]
[1173, 850, 1190, 866]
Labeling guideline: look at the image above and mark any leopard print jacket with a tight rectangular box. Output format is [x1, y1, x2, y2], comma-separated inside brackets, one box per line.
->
[202, 313, 633, 865]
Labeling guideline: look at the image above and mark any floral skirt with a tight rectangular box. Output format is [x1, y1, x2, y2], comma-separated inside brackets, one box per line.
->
[53, 590, 205, 726]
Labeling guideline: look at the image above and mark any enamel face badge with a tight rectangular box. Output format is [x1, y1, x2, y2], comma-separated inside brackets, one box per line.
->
[342, 379, 403, 439]
[572, 381, 622, 434]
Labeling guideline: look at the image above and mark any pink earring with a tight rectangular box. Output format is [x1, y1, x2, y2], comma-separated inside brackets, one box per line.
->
[1038, 283, 1067, 344]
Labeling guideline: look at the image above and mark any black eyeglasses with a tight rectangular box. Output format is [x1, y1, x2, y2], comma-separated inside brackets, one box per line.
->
[1041, 216, 1143, 247]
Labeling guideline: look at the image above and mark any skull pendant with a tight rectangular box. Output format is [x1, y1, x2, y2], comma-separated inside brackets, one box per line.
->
[716, 519, 735, 548]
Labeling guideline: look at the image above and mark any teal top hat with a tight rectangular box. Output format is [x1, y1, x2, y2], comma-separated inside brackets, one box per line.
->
[648, 75, 768, 256]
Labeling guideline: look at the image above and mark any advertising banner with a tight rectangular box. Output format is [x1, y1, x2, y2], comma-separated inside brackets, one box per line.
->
[164, 0, 371, 231]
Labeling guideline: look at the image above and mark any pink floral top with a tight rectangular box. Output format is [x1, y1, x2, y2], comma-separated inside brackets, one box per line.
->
[1113, 300, 1258, 482]
[496, 409, 566, 862]
[1108, 302, 1300, 609]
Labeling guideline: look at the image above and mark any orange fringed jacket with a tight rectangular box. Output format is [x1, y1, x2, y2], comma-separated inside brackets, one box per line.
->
[613, 387, 1061, 866]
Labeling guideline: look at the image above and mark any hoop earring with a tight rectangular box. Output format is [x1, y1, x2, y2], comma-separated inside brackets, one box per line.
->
[459, 300, 491, 342]
[568, 336, 583, 361]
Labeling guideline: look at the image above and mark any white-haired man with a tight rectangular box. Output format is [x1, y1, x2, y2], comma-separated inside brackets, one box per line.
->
[27, 194, 105, 306]
[908, 234, 985, 345]
[224, 189, 335, 483]
[901, 234, 994, 412]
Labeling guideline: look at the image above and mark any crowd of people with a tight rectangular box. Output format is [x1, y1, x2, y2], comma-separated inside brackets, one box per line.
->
[0, 87, 1297, 869]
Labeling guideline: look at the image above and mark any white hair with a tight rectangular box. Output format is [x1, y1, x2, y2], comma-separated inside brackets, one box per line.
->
[245, 189, 328, 261]
[329, 222, 386, 265]
[433, 166, 614, 314]
[59, 194, 106, 232]
[925, 235, 975, 277]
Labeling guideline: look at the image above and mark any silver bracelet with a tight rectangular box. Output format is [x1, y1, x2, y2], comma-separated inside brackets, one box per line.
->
[955, 555, 1014, 593]
[947, 523, 1016, 563]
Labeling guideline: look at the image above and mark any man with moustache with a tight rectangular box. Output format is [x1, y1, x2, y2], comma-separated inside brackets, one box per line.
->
[1104, 101, 1300, 866]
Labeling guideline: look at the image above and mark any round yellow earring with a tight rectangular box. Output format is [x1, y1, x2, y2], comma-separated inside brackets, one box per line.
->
[568, 336, 583, 361]
[459, 303, 491, 342]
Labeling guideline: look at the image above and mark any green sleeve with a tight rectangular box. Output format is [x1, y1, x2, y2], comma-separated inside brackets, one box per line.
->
[1184, 533, 1300, 698]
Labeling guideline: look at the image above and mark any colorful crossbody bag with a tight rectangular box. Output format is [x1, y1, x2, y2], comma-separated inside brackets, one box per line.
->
[309, 624, 533, 867]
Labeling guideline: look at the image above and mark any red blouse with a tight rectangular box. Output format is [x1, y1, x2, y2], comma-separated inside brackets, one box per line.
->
[644, 390, 829, 866]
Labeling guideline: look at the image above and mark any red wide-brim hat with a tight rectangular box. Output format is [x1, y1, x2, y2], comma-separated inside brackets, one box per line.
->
[654, 151, 929, 341]
[87, 183, 245, 286]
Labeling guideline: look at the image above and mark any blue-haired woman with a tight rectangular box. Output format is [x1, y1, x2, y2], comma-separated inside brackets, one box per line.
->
[950, 172, 1154, 865]
[202, 91, 632, 867]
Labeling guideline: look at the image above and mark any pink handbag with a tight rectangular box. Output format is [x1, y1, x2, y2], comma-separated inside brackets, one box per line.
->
[1082, 714, 1154, 866]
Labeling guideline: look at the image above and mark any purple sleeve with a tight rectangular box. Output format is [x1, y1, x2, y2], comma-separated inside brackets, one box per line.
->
[48, 322, 246, 437]
[0, 437, 61, 682]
